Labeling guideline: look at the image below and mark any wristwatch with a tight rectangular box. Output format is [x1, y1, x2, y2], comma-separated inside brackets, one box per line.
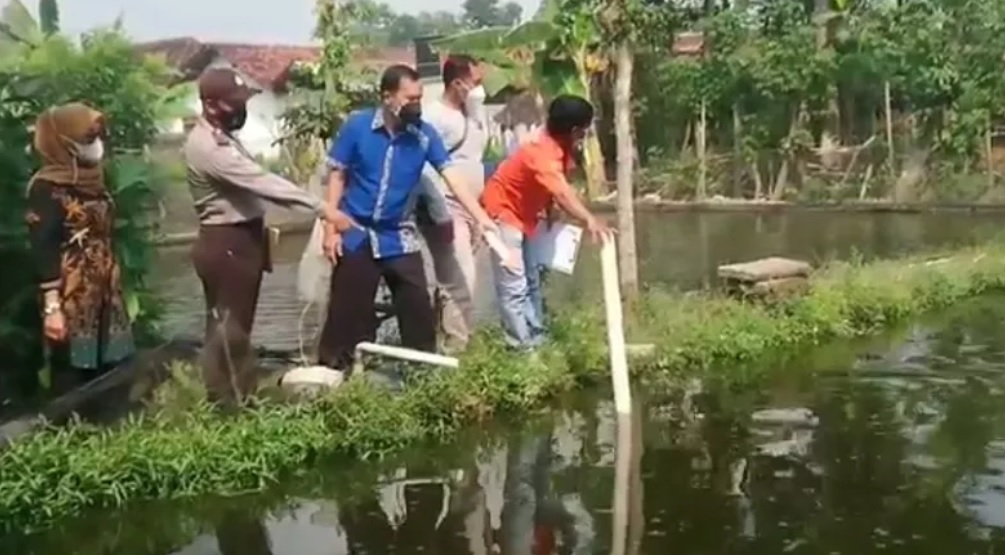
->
[43, 301, 61, 316]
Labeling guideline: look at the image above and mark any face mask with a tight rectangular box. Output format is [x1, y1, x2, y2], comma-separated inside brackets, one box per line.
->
[73, 138, 104, 164]
[224, 105, 248, 131]
[396, 101, 422, 126]
[464, 84, 486, 118]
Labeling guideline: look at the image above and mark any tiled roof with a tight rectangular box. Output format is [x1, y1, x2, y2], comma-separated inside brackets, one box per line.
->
[136, 37, 419, 90]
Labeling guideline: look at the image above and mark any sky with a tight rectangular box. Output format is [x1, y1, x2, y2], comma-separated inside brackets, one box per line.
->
[56, 0, 540, 44]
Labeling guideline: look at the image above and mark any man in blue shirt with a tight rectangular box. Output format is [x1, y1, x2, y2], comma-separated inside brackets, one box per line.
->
[317, 64, 500, 371]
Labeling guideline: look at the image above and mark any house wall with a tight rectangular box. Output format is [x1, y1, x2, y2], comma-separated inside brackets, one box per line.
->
[158, 54, 289, 160]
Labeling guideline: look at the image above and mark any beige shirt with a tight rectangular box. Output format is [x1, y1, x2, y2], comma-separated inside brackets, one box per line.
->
[184, 118, 323, 225]
[420, 99, 487, 201]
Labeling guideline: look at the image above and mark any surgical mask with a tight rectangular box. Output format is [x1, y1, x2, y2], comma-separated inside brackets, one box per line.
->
[224, 105, 248, 131]
[397, 101, 422, 125]
[464, 85, 486, 119]
[73, 138, 104, 164]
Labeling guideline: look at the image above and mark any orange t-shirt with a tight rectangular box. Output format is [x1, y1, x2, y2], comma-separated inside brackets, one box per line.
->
[481, 131, 573, 237]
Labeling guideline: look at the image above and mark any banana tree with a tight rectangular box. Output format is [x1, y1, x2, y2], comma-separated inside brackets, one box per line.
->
[431, 0, 610, 198]
[0, 0, 41, 61]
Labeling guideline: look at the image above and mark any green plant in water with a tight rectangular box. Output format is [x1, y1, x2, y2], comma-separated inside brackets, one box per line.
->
[4, 241, 1005, 535]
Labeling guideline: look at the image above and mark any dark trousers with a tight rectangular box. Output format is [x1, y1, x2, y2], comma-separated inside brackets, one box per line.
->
[190, 219, 265, 406]
[318, 248, 436, 370]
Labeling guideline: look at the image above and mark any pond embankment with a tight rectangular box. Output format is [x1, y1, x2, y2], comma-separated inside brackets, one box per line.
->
[3, 241, 1005, 536]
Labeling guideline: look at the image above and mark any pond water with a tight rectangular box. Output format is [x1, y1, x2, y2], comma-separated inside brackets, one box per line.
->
[153, 210, 1005, 352]
[14, 294, 1005, 554]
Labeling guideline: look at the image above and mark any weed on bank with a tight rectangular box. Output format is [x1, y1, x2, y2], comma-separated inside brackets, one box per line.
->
[3, 242, 1005, 535]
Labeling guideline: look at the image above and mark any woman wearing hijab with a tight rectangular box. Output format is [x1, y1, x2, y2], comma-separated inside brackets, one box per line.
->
[25, 102, 134, 394]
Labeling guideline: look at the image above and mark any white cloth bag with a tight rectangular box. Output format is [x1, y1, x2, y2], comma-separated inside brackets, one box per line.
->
[297, 217, 332, 307]
[297, 158, 333, 307]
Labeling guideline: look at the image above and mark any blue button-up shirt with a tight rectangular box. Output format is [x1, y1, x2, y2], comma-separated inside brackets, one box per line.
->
[328, 107, 450, 259]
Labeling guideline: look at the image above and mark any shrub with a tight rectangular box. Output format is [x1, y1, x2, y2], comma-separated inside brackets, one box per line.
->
[0, 28, 173, 394]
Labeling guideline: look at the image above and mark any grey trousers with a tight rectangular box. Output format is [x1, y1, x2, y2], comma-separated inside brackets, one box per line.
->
[420, 198, 482, 352]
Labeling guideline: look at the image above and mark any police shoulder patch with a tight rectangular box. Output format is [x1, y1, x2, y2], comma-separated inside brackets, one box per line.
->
[211, 127, 231, 146]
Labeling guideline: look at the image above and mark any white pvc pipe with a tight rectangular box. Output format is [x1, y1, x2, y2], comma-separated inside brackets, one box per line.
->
[353, 341, 460, 372]
[600, 235, 632, 415]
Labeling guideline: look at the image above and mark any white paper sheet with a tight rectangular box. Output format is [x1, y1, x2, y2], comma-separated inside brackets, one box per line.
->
[530, 222, 583, 275]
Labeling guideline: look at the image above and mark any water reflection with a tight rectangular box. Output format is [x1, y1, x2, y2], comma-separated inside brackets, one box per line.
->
[499, 432, 596, 555]
[213, 509, 272, 555]
[20, 297, 1005, 553]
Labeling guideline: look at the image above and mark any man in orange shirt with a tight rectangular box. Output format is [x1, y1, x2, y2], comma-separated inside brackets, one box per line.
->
[481, 94, 610, 350]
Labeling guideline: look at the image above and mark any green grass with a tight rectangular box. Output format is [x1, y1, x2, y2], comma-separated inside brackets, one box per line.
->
[3, 241, 1005, 536]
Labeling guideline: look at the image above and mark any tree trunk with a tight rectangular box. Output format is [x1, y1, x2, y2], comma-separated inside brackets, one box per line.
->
[771, 109, 800, 200]
[732, 103, 743, 197]
[752, 158, 763, 199]
[987, 121, 995, 189]
[575, 63, 607, 199]
[697, 100, 708, 199]
[884, 81, 895, 173]
[614, 42, 639, 299]
[815, 0, 840, 150]
[583, 134, 607, 199]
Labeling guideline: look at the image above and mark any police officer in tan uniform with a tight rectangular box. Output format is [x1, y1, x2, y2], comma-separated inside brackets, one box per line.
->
[185, 67, 351, 406]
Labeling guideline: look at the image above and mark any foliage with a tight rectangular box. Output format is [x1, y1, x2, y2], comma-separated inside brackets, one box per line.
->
[4, 240, 1005, 535]
[632, 0, 1005, 201]
[332, 0, 521, 48]
[0, 25, 173, 389]
[278, 0, 380, 180]
[461, 0, 523, 28]
[0, 0, 41, 56]
[37, 0, 57, 35]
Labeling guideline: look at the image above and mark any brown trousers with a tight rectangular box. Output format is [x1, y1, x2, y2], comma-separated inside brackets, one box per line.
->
[190, 219, 265, 406]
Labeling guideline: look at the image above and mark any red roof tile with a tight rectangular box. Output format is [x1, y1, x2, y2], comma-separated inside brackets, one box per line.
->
[216, 43, 321, 88]
[137, 38, 420, 90]
[137, 37, 321, 89]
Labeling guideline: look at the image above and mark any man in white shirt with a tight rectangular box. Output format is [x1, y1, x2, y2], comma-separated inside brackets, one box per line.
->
[419, 55, 490, 352]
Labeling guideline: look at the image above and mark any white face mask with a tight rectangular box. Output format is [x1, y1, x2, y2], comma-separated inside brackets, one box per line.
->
[464, 85, 487, 119]
[74, 138, 104, 163]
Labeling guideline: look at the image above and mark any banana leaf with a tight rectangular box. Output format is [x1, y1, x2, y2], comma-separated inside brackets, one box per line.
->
[0, 0, 40, 46]
[501, 20, 559, 49]
[429, 26, 510, 52]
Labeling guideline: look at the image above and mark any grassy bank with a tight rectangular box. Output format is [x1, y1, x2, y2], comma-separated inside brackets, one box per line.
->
[4, 241, 1005, 536]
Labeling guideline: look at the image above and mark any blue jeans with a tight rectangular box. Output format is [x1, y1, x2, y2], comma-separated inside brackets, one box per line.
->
[490, 222, 546, 350]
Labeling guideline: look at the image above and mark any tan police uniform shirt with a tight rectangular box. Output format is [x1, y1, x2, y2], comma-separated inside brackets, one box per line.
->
[184, 118, 323, 225]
